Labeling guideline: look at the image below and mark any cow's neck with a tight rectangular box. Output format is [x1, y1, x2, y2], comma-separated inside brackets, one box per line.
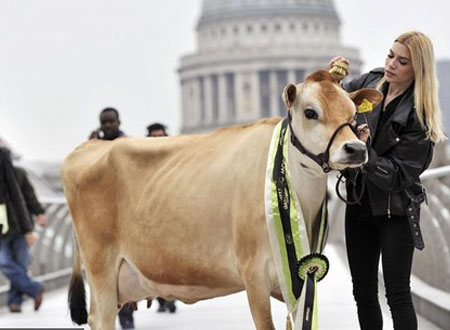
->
[287, 141, 327, 246]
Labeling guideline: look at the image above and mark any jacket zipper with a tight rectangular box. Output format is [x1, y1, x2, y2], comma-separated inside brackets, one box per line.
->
[387, 192, 391, 219]
[377, 166, 388, 174]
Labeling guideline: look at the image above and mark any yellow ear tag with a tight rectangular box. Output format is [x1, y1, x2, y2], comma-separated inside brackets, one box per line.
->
[357, 98, 373, 113]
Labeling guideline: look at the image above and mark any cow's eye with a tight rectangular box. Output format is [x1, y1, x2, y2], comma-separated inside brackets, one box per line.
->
[304, 108, 318, 120]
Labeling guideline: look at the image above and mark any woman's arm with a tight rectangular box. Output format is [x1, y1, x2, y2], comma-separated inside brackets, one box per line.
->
[364, 121, 433, 192]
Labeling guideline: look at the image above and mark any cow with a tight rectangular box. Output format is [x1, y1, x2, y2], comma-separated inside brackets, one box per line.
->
[62, 70, 382, 330]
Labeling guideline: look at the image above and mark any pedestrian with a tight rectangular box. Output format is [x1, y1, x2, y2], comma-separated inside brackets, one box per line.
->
[0, 148, 45, 313]
[89, 107, 134, 329]
[146, 123, 176, 314]
[146, 123, 168, 138]
[89, 107, 126, 141]
[330, 31, 445, 330]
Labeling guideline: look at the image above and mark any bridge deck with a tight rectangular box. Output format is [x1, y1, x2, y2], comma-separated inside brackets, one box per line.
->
[0, 246, 441, 330]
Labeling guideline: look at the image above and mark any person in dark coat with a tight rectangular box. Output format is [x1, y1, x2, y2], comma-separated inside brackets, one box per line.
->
[89, 107, 134, 329]
[330, 31, 446, 330]
[89, 107, 126, 141]
[0, 148, 45, 313]
[13, 167, 47, 228]
[146, 123, 168, 138]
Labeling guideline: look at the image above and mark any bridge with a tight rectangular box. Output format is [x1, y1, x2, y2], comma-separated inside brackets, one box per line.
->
[1, 166, 449, 329]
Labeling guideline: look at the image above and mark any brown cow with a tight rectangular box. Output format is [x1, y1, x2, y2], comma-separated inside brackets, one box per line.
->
[63, 70, 382, 330]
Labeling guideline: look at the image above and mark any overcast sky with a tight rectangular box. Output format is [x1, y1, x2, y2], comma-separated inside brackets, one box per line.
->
[0, 0, 449, 161]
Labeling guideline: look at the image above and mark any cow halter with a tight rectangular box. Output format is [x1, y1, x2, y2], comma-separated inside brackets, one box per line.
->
[287, 110, 357, 173]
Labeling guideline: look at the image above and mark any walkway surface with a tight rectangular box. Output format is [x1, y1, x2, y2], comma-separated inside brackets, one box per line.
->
[0, 245, 442, 330]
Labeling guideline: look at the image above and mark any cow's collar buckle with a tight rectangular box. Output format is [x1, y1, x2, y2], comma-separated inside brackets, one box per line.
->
[321, 163, 331, 173]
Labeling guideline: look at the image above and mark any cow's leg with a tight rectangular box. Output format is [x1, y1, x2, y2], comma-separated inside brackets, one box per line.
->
[243, 270, 276, 330]
[87, 285, 97, 330]
[86, 269, 119, 330]
[80, 247, 120, 330]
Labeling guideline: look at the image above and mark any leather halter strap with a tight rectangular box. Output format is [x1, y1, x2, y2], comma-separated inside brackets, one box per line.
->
[287, 111, 357, 173]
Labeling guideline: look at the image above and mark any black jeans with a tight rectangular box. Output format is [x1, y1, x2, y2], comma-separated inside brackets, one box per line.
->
[345, 204, 417, 330]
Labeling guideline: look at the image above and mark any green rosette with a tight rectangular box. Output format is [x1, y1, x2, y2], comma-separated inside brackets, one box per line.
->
[296, 253, 329, 282]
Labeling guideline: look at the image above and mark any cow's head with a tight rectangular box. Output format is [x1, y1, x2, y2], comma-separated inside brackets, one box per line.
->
[283, 70, 382, 173]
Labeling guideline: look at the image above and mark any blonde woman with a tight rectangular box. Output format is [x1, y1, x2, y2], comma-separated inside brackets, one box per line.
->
[330, 31, 445, 330]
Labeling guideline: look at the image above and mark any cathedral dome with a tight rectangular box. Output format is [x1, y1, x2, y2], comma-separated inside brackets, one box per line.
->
[196, 0, 342, 52]
[199, 0, 340, 27]
[178, 0, 361, 134]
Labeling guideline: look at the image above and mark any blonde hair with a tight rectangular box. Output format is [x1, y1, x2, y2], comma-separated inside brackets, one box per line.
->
[377, 31, 446, 143]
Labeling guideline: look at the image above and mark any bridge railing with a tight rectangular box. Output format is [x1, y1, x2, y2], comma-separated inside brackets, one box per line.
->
[31, 197, 74, 276]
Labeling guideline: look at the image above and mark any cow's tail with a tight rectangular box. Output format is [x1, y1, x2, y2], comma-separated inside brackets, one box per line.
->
[68, 241, 88, 325]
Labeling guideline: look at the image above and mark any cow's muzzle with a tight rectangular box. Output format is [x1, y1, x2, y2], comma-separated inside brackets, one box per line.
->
[343, 142, 367, 163]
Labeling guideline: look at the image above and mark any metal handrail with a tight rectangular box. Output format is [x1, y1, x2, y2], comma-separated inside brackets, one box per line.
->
[39, 196, 67, 205]
[421, 165, 450, 180]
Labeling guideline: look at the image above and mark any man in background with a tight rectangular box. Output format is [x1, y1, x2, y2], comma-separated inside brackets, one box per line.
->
[89, 107, 125, 141]
[146, 123, 168, 138]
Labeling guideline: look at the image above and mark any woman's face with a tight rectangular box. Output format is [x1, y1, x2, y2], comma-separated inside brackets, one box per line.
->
[384, 41, 415, 85]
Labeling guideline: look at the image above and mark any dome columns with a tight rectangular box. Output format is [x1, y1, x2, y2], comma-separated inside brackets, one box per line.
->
[178, 0, 361, 133]
[179, 66, 314, 133]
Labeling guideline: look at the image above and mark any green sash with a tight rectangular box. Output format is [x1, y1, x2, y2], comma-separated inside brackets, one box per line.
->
[264, 119, 329, 330]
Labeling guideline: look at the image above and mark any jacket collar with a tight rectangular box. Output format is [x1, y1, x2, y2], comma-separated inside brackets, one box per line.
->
[366, 81, 415, 155]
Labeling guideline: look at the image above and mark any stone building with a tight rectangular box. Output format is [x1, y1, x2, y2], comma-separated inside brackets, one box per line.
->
[437, 60, 450, 134]
[178, 0, 362, 133]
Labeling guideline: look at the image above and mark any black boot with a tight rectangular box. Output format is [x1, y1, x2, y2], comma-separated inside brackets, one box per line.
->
[156, 297, 167, 312]
[167, 300, 176, 313]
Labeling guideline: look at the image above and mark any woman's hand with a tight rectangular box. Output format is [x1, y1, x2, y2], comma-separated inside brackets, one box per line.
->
[357, 124, 370, 143]
[329, 56, 350, 69]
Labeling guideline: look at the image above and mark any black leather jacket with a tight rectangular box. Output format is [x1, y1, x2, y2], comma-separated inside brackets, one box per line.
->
[342, 68, 434, 217]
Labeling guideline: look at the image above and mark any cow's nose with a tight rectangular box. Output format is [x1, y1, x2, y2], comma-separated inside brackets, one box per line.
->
[344, 142, 367, 161]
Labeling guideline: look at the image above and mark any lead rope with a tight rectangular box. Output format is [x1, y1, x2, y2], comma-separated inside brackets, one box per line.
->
[335, 113, 371, 205]
[335, 170, 368, 205]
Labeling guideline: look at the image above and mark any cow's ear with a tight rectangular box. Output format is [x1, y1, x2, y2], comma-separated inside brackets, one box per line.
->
[349, 88, 383, 109]
[283, 83, 297, 108]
